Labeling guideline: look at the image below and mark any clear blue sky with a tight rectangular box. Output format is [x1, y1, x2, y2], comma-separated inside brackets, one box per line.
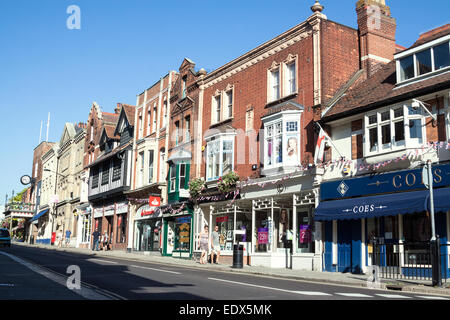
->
[0, 0, 449, 206]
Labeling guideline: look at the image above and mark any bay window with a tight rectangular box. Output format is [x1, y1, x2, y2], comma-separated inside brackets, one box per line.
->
[206, 136, 235, 181]
[263, 111, 302, 172]
[365, 103, 425, 156]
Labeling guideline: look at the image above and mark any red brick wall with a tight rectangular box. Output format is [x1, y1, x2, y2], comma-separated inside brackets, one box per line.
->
[201, 36, 315, 179]
[321, 20, 360, 104]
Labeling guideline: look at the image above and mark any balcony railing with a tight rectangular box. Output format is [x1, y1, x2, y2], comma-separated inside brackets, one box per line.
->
[5, 202, 35, 213]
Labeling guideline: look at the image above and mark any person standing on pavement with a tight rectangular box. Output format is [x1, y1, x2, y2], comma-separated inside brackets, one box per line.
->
[65, 229, 71, 247]
[210, 225, 221, 264]
[57, 230, 63, 248]
[92, 228, 100, 251]
[199, 226, 209, 264]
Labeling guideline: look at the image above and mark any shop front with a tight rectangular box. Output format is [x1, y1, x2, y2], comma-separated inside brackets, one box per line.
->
[316, 162, 450, 278]
[76, 204, 92, 248]
[196, 171, 321, 270]
[133, 204, 162, 252]
[162, 205, 194, 259]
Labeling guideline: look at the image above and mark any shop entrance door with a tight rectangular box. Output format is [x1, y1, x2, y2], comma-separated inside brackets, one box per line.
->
[337, 220, 362, 274]
[166, 220, 175, 255]
[143, 224, 152, 251]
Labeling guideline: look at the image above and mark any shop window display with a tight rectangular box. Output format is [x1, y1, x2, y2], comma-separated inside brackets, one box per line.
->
[174, 216, 191, 252]
[297, 210, 314, 253]
[274, 208, 293, 252]
[215, 215, 234, 251]
[254, 211, 272, 253]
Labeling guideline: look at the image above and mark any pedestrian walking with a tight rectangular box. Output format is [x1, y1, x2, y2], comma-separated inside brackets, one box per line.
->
[210, 225, 221, 264]
[92, 228, 100, 251]
[199, 226, 209, 264]
[102, 231, 109, 251]
[65, 229, 71, 247]
[57, 230, 63, 248]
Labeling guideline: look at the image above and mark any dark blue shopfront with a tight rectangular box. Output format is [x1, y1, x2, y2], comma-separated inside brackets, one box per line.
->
[316, 163, 450, 275]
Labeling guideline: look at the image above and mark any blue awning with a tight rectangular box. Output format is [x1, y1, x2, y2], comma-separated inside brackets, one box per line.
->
[30, 209, 49, 223]
[314, 189, 430, 221]
[431, 187, 450, 213]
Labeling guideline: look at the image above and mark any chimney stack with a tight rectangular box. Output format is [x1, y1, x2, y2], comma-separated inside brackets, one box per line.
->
[356, 0, 396, 78]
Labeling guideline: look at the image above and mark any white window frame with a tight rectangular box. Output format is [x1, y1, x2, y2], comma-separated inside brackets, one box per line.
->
[184, 115, 191, 142]
[179, 163, 186, 190]
[225, 90, 233, 120]
[147, 107, 151, 135]
[169, 164, 176, 192]
[213, 94, 221, 124]
[269, 68, 281, 102]
[152, 104, 157, 133]
[138, 113, 143, 139]
[284, 58, 297, 96]
[263, 113, 301, 170]
[364, 103, 426, 157]
[396, 39, 450, 84]
[206, 135, 235, 181]
[148, 150, 154, 184]
[159, 149, 165, 182]
[163, 100, 168, 128]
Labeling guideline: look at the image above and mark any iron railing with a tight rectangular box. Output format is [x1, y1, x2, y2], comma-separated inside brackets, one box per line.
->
[370, 241, 449, 282]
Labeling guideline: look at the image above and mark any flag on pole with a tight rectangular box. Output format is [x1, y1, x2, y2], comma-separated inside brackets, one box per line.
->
[314, 128, 327, 165]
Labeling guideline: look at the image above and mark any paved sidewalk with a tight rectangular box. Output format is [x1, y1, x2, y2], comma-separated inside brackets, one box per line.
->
[14, 242, 450, 297]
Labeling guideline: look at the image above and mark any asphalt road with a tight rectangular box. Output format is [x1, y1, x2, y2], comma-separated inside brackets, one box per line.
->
[1, 244, 449, 301]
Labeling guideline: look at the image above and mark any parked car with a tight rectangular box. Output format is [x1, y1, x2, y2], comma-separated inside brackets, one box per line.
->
[0, 228, 11, 247]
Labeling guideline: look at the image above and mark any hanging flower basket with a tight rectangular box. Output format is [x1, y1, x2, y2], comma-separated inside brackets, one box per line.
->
[189, 178, 206, 200]
[218, 171, 240, 194]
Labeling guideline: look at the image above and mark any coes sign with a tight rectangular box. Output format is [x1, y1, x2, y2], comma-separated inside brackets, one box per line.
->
[320, 162, 450, 201]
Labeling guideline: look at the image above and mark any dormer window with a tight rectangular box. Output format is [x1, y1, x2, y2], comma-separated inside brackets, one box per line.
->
[396, 38, 450, 83]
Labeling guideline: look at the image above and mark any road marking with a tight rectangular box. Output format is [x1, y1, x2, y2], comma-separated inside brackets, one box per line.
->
[208, 277, 331, 296]
[335, 293, 373, 298]
[415, 296, 449, 300]
[0, 251, 112, 300]
[375, 294, 412, 299]
[293, 291, 332, 296]
[88, 259, 118, 264]
[130, 265, 181, 274]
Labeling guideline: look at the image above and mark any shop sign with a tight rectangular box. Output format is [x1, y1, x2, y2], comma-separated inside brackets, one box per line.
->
[320, 162, 450, 201]
[149, 196, 161, 207]
[216, 216, 228, 223]
[116, 202, 128, 214]
[104, 204, 115, 217]
[175, 216, 191, 224]
[93, 207, 103, 218]
[135, 205, 160, 220]
[258, 228, 268, 244]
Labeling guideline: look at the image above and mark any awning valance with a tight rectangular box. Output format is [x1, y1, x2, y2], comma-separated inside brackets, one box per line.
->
[314, 189, 430, 221]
